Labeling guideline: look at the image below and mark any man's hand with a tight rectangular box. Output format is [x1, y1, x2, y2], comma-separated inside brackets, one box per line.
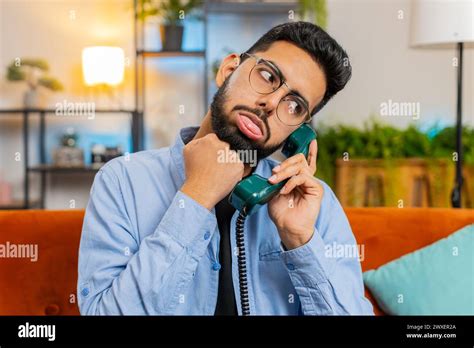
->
[267, 139, 324, 250]
[181, 133, 244, 210]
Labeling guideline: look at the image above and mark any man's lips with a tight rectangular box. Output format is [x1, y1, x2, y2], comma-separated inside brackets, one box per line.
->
[236, 111, 264, 141]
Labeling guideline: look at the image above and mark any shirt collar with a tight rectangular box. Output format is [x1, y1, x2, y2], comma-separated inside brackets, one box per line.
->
[170, 126, 272, 187]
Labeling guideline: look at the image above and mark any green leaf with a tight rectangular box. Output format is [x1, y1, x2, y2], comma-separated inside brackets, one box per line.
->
[314, 117, 473, 187]
[6, 64, 25, 81]
[38, 76, 63, 91]
[17, 58, 49, 71]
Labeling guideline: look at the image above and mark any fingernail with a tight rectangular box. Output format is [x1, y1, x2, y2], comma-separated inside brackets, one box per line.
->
[280, 186, 286, 194]
[269, 175, 277, 182]
[273, 165, 281, 172]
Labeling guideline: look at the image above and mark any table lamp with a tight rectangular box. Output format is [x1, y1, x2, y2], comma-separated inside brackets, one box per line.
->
[82, 46, 125, 108]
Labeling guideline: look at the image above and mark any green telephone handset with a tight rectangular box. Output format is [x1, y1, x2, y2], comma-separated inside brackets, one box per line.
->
[228, 123, 317, 316]
[228, 123, 317, 215]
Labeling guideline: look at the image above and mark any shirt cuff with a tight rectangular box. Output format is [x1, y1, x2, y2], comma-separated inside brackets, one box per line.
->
[279, 228, 336, 286]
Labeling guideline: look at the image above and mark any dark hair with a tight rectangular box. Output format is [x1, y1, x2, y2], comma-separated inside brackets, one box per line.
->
[242, 21, 352, 116]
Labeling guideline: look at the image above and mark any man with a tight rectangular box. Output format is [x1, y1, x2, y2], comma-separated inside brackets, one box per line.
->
[78, 21, 373, 315]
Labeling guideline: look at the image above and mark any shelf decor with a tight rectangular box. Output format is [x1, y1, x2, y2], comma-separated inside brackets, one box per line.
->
[52, 128, 85, 168]
[0, 108, 136, 210]
[5, 58, 63, 108]
[137, 0, 204, 51]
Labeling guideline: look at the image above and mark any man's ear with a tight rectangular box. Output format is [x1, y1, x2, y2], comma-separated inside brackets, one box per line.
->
[215, 53, 241, 88]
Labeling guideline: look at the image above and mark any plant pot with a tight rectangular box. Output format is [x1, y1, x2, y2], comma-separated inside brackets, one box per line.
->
[159, 24, 184, 51]
[23, 88, 38, 108]
[335, 158, 457, 208]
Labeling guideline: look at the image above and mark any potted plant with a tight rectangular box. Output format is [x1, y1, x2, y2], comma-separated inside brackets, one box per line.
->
[6, 58, 63, 108]
[315, 119, 474, 208]
[138, 0, 203, 51]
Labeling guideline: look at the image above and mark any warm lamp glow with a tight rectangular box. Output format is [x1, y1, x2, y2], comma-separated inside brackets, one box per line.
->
[82, 46, 124, 86]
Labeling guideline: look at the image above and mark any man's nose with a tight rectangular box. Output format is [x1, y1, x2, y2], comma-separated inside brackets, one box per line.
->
[255, 89, 286, 118]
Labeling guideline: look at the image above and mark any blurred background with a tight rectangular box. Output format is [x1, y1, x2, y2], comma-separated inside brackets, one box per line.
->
[0, 0, 472, 210]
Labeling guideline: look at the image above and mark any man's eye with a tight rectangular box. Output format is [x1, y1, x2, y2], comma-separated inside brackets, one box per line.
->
[259, 69, 275, 83]
[287, 99, 302, 115]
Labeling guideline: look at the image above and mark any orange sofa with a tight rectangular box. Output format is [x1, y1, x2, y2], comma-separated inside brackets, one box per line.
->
[0, 208, 472, 315]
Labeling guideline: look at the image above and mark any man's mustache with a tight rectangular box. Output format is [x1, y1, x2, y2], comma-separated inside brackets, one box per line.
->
[232, 105, 271, 143]
[232, 105, 268, 120]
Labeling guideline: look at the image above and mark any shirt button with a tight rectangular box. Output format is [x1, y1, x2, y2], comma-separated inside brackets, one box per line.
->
[203, 231, 211, 240]
[81, 288, 89, 297]
[212, 262, 221, 271]
[286, 263, 296, 271]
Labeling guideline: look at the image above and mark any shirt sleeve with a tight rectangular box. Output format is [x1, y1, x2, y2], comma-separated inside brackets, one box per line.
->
[279, 182, 374, 315]
[77, 163, 217, 315]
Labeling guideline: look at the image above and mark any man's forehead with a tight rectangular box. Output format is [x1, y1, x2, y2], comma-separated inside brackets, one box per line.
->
[255, 42, 326, 110]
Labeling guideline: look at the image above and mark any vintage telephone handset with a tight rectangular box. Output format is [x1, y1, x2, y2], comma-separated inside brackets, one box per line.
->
[228, 124, 316, 315]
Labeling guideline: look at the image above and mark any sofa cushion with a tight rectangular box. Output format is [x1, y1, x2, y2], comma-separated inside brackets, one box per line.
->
[0, 210, 84, 315]
[363, 224, 474, 315]
[346, 207, 474, 314]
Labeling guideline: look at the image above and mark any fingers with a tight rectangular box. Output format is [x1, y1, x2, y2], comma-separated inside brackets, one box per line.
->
[273, 153, 306, 173]
[269, 162, 303, 184]
[269, 150, 314, 184]
[279, 173, 323, 197]
[307, 139, 318, 175]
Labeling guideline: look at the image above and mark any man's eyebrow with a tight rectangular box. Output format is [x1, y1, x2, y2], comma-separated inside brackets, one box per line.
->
[266, 58, 310, 108]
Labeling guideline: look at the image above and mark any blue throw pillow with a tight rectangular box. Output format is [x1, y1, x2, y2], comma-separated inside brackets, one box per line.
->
[363, 224, 473, 315]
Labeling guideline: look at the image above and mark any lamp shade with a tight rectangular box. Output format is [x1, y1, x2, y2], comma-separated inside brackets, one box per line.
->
[410, 0, 474, 47]
[82, 46, 125, 86]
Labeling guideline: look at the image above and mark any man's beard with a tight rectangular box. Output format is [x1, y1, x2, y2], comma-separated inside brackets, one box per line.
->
[210, 76, 283, 164]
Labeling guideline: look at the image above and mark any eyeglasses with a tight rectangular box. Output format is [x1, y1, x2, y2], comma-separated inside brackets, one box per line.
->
[240, 52, 311, 127]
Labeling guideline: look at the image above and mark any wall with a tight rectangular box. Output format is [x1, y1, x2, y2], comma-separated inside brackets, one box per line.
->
[321, 0, 473, 131]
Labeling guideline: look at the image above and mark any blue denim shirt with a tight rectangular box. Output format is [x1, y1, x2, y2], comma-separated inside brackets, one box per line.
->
[78, 126, 373, 315]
